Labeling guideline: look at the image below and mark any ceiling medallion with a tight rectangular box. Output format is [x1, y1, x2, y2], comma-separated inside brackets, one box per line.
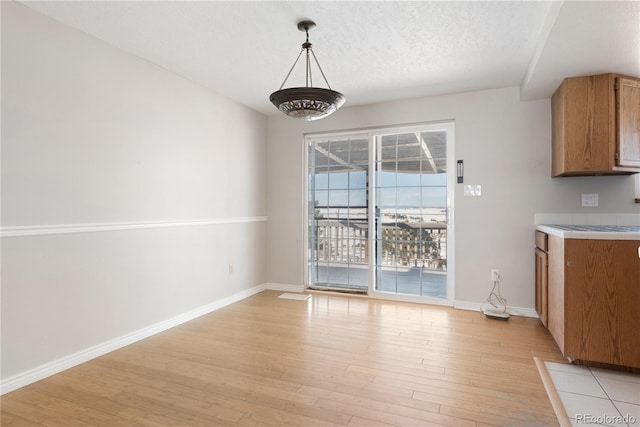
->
[269, 20, 345, 121]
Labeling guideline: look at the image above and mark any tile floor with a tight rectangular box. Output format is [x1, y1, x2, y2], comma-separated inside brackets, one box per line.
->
[545, 362, 640, 427]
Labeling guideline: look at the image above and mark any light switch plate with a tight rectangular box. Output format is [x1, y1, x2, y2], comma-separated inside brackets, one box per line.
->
[464, 185, 482, 197]
[581, 193, 598, 207]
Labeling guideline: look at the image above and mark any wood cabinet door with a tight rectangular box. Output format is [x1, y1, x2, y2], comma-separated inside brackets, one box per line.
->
[565, 239, 640, 368]
[547, 236, 565, 354]
[617, 77, 640, 168]
[552, 75, 613, 175]
[535, 248, 548, 327]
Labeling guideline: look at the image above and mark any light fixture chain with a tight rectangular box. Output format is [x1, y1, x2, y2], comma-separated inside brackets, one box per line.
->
[305, 46, 312, 87]
[310, 49, 332, 90]
[278, 48, 305, 90]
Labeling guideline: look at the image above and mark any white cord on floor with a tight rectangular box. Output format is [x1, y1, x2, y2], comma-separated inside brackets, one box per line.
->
[481, 276, 508, 313]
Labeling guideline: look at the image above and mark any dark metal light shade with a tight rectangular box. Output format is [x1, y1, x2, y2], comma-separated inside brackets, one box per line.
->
[270, 20, 345, 121]
[270, 87, 346, 121]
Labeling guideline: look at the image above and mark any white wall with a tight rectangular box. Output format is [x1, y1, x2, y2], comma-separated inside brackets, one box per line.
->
[266, 86, 639, 309]
[1, 2, 267, 387]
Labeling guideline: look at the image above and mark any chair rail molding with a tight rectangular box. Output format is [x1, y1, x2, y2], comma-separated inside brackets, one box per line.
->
[1, 216, 268, 238]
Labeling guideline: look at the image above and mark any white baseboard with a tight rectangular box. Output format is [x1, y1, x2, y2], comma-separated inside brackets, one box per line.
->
[264, 283, 305, 293]
[0, 284, 267, 395]
[454, 300, 539, 318]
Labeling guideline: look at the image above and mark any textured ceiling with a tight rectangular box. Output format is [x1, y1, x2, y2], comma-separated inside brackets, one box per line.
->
[17, 1, 640, 115]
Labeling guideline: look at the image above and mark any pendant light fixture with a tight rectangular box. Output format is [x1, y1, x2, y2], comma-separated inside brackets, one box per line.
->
[270, 20, 345, 121]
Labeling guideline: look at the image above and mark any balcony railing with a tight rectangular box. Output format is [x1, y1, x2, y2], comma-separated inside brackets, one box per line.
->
[309, 211, 447, 298]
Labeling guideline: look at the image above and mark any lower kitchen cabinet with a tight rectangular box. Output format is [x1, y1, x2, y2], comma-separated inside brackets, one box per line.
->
[546, 236, 640, 368]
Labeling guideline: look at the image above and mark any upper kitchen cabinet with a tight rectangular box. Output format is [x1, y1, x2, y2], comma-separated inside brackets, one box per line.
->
[551, 73, 640, 177]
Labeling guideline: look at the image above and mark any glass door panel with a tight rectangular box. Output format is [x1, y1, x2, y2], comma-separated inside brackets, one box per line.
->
[308, 137, 369, 292]
[375, 130, 448, 298]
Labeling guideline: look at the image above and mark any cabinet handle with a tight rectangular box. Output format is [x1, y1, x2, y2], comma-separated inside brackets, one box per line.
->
[566, 260, 572, 266]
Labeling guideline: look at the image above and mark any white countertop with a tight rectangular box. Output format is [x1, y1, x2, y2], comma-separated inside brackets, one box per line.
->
[536, 224, 640, 240]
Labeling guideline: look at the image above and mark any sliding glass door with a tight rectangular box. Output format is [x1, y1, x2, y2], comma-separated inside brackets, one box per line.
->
[306, 123, 454, 302]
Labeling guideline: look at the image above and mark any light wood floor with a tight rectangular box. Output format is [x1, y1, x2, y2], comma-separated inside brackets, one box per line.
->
[1, 291, 565, 426]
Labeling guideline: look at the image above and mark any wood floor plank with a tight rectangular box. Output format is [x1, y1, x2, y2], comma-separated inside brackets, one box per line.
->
[0, 290, 563, 426]
[299, 384, 478, 427]
[347, 416, 400, 427]
[0, 410, 47, 427]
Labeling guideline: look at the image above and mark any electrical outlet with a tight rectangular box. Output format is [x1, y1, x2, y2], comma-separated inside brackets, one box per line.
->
[581, 193, 599, 207]
[491, 269, 500, 281]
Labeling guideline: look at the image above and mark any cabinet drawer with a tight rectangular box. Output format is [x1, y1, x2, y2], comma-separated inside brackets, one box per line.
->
[535, 231, 548, 251]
